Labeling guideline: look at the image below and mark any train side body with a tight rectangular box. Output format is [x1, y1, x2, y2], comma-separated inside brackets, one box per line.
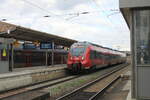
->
[67, 42, 126, 73]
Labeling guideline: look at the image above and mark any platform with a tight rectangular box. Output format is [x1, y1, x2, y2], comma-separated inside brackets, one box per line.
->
[13, 64, 67, 72]
[98, 65, 135, 100]
[124, 71, 136, 100]
[0, 64, 67, 92]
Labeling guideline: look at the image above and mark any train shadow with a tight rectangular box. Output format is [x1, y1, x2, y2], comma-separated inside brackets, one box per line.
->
[65, 63, 125, 76]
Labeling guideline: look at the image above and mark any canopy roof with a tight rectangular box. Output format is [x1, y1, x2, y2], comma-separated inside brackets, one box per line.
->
[0, 22, 77, 47]
[119, 0, 150, 28]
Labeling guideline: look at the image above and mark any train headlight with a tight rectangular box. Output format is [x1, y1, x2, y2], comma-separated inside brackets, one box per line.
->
[82, 56, 84, 60]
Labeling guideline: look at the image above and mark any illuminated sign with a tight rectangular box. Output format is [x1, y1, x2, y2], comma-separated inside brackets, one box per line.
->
[40, 42, 52, 49]
[13, 40, 20, 48]
[23, 43, 36, 49]
[55, 45, 64, 49]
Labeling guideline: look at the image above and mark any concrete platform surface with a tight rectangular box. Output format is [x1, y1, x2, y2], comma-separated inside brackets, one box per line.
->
[0, 64, 67, 92]
[0, 64, 66, 79]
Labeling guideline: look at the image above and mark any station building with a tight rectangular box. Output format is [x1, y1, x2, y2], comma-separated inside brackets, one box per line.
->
[120, 0, 150, 99]
[0, 21, 77, 73]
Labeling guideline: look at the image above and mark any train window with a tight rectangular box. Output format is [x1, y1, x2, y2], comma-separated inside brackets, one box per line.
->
[90, 51, 106, 59]
[107, 54, 111, 60]
[93, 51, 95, 59]
[101, 53, 105, 60]
[134, 9, 150, 65]
[110, 55, 113, 60]
[108, 54, 111, 60]
[100, 53, 104, 60]
[95, 51, 97, 59]
[70, 47, 86, 57]
[98, 52, 101, 59]
[99, 52, 104, 59]
[90, 50, 95, 59]
[106, 54, 109, 60]
[114, 55, 118, 59]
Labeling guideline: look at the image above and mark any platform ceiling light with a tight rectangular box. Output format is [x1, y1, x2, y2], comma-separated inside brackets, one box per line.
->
[13, 40, 20, 48]
[7, 30, 10, 34]
[33, 41, 40, 47]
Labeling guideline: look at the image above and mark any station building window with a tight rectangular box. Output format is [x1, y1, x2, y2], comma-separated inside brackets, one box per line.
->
[133, 9, 150, 65]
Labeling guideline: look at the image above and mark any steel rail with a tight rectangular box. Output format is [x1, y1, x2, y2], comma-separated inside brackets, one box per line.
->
[56, 63, 129, 100]
[89, 76, 121, 100]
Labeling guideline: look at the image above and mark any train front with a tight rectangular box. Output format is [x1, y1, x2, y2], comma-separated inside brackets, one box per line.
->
[67, 42, 89, 73]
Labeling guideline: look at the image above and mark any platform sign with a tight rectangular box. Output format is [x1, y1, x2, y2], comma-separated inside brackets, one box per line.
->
[40, 42, 52, 49]
[0, 46, 9, 73]
[55, 45, 64, 49]
[0, 48, 8, 61]
[2, 48, 7, 57]
[23, 43, 36, 49]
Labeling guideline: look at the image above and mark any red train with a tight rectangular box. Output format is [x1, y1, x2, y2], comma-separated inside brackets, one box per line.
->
[67, 42, 126, 73]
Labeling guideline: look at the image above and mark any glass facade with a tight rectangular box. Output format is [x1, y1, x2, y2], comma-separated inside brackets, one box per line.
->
[134, 9, 150, 64]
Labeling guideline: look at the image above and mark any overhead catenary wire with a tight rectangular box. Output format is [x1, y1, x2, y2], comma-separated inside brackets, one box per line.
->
[89, 0, 116, 38]
[89, 0, 125, 48]
[22, 0, 57, 17]
[2, 0, 123, 25]
[92, 0, 127, 46]
[107, 11, 120, 17]
[64, 9, 119, 20]
[0, 9, 119, 23]
[91, 0, 114, 25]
[21, 0, 94, 20]
[5, 0, 119, 21]
[21, 0, 73, 23]
[91, 0, 124, 29]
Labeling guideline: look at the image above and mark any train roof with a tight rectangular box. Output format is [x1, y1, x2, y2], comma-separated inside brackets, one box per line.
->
[75, 41, 125, 53]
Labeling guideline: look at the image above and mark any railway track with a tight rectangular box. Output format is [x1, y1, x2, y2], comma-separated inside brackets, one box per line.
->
[0, 63, 129, 100]
[0, 75, 80, 99]
[56, 63, 129, 100]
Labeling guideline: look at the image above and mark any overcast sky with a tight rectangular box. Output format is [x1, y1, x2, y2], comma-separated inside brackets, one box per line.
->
[0, 0, 130, 51]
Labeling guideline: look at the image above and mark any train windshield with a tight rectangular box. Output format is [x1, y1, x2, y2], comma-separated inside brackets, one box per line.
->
[70, 46, 86, 56]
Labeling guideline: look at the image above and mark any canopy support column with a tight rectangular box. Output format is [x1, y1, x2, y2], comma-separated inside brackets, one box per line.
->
[51, 42, 54, 66]
[45, 50, 48, 66]
[11, 44, 14, 71]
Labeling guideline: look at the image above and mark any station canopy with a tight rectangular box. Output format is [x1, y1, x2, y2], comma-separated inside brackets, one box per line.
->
[0, 21, 77, 47]
[120, 8, 130, 28]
